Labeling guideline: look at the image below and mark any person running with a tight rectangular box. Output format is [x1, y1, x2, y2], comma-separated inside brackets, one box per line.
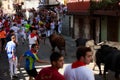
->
[58, 19, 62, 34]
[19, 44, 49, 80]
[19, 24, 26, 44]
[10, 23, 20, 43]
[36, 52, 65, 80]
[5, 35, 18, 79]
[64, 46, 95, 80]
[28, 28, 38, 49]
[0, 27, 6, 54]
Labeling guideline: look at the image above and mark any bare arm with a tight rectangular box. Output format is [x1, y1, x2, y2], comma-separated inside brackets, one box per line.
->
[37, 59, 49, 64]
[34, 53, 49, 64]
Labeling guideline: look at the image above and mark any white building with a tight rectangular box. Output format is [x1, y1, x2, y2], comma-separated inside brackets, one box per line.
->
[24, 0, 39, 10]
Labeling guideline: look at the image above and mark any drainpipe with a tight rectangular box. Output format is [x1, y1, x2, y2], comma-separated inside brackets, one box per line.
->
[71, 15, 74, 38]
[84, 16, 90, 39]
[99, 16, 102, 42]
[96, 17, 100, 43]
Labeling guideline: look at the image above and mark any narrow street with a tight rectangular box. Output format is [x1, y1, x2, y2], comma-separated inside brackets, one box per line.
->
[0, 35, 109, 80]
[0, 36, 114, 80]
[0, 0, 119, 80]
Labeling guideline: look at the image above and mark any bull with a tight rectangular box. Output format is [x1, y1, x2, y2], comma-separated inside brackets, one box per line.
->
[75, 37, 88, 47]
[95, 45, 120, 80]
[49, 33, 66, 56]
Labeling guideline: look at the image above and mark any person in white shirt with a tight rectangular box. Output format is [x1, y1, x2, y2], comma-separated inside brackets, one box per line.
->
[64, 46, 95, 80]
[5, 35, 18, 79]
[0, 22, 2, 28]
[50, 20, 55, 34]
[19, 24, 26, 44]
[10, 23, 20, 43]
[58, 19, 62, 34]
[28, 28, 38, 49]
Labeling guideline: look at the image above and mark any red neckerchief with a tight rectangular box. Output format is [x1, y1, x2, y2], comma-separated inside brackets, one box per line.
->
[31, 48, 37, 54]
[30, 33, 36, 38]
[0, 20, 2, 22]
[72, 61, 86, 69]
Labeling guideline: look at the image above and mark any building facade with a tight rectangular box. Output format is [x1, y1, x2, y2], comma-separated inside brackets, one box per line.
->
[67, 0, 100, 43]
[67, 0, 120, 43]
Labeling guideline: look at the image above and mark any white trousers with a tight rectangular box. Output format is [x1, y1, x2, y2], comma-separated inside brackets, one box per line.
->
[58, 26, 62, 34]
[20, 32, 26, 40]
[46, 30, 51, 37]
[9, 57, 18, 77]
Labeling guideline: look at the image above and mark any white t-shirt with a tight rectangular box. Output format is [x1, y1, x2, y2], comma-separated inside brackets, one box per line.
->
[64, 64, 95, 80]
[20, 27, 26, 34]
[5, 41, 16, 53]
[50, 22, 55, 29]
[58, 21, 62, 28]
[5, 41, 16, 59]
[10, 26, 20, 33]
[28, 34, 37, 45]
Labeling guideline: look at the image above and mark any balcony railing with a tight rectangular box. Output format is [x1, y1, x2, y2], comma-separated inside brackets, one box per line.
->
[90, 0, 120, 10]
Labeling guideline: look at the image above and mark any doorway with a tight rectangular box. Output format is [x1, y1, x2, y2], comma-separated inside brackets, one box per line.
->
[107, 17, 118, 41]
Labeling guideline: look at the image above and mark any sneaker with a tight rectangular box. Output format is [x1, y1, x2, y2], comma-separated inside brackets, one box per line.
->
[11, 75, 13, 80]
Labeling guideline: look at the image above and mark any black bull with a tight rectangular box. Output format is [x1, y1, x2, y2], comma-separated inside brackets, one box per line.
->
[49, 34, 66, 56]
[75, 38, 88, 47]
[96, 45, 120, 79]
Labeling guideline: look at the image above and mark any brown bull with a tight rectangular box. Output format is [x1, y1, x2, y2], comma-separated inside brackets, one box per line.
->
[49, 33, 66, 56]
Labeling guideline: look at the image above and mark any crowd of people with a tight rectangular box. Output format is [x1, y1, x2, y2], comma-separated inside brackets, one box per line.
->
[0, 6, 63, 52]
[0, 5, 95, 80]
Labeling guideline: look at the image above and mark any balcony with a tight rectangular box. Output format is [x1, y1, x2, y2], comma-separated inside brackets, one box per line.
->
[90, 1, 120, 16]
[67, 0, 120, 16]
